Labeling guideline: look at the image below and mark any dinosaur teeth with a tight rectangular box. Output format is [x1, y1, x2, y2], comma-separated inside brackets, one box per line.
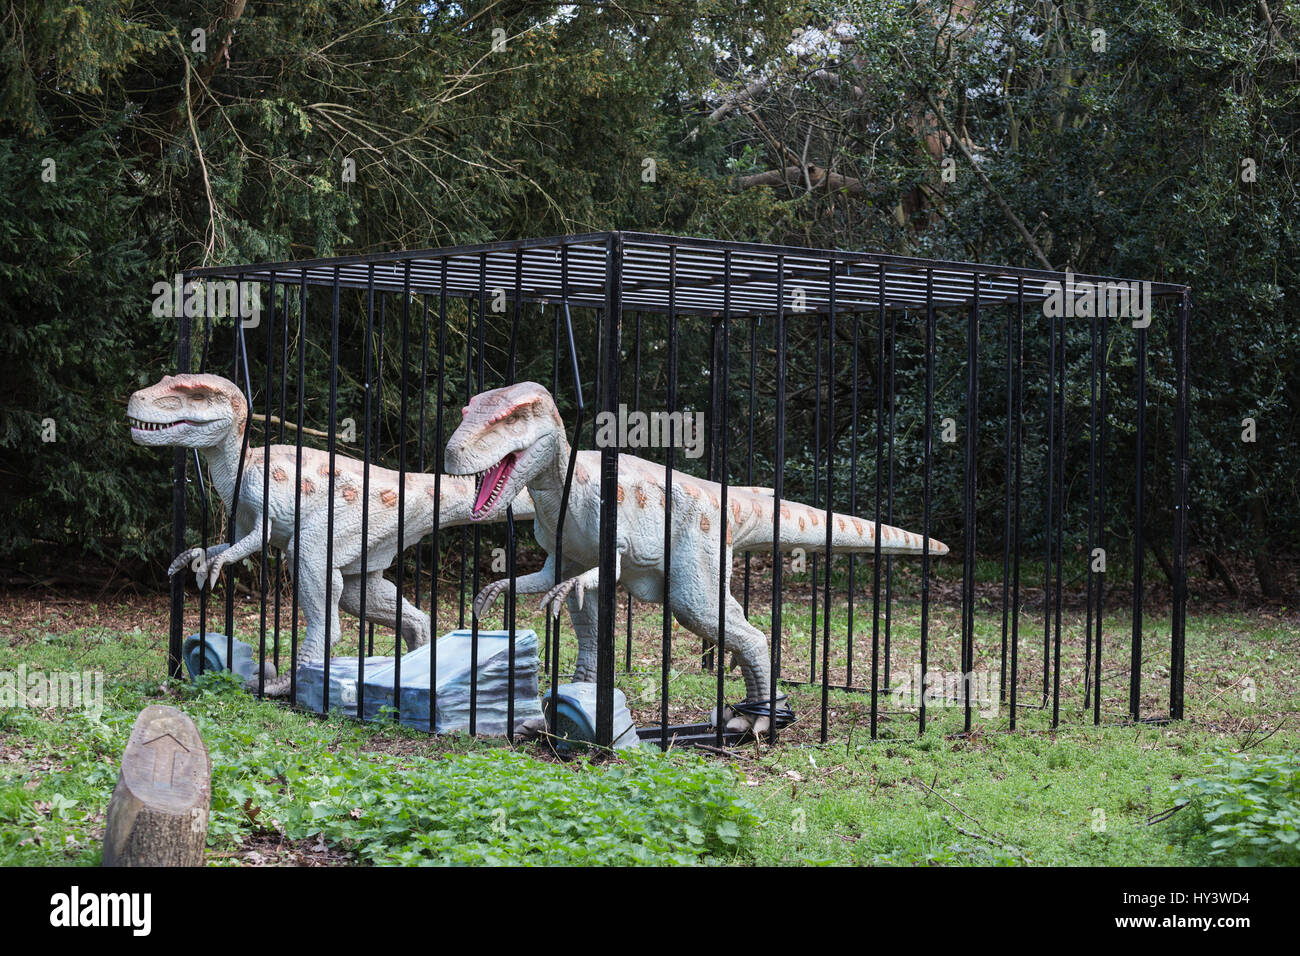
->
[129, 418, 181, 432]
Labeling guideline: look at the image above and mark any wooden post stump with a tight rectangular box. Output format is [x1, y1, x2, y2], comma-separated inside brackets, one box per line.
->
[102, 704, 210, 867]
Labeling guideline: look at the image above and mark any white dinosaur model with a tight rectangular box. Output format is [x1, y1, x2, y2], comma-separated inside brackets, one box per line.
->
[445, 381, 950, 733]
[128, 373, 535, 697]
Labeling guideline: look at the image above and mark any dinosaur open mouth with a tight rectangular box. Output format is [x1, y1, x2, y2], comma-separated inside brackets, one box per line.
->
[472, 452, 517, 519]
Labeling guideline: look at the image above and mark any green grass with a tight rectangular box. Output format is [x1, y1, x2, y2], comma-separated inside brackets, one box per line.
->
[0, 582, 1296, 866]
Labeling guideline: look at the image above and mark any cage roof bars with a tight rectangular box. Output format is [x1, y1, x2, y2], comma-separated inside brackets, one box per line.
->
[185, 231, 1188, 317]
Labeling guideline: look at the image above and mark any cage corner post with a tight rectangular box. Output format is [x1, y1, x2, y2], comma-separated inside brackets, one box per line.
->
[595, 233, 623, 748]
[1171, 288, 1191, 720]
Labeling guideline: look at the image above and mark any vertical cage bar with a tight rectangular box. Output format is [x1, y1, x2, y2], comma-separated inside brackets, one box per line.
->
[168, 297, 192, 681]
[714, 249, 731, 748]
[770, 256, 787, 746]
[596, 234, 624, 748]
[660, 246, 678, 750]
[1130, 322, 1147, 721]
[1171, 292, 1191, 719]
[1043, 297, 1055, 707]
[920, 271, 934, 735]
[429, 259, 448, 732]
[884, 308, 896, 691]
[274, 277, 289, 672]
[469, 253, 486, 735]
[322, 267, 341, 714]
[392, 261, 412, 723]
[871, 265, 885, 739]
[962, 277, 980, 733]
[1085, 306, 1099, 709]
[290, 273, 306, 704]
[256, 274, 275, 698]
[820, 257, 836, 743]
[744, 315, 756, 617]
[847, 309, 859, 689]
[626, 311, 641, 671]
[1094, 309, 1109, 725]
[1010, 279, 1024, 729]
[1052, 309, 1065, 728]
[414, 294, 430, 612]
[358, 267, 375, 717]
[811, 313, 822, 684]
[1001, 296, 1014, 703]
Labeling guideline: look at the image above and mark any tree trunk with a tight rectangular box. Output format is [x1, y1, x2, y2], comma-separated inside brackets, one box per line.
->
[1203, 548, 1240, 598]
[1249, 498, 1281, 598]
[102, 705, 210, 867]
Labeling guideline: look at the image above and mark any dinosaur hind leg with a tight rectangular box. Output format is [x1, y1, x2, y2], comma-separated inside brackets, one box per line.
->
[263, 564, 342, 698]
[672, 593, 772, 707]
[339, 570, 431, 653]
[565, 571, 600, 683]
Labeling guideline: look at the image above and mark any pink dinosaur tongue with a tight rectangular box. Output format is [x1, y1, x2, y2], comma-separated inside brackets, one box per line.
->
[473, 453, 517, 516]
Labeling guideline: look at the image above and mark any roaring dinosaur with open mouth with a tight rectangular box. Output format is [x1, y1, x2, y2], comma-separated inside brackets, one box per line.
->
[128, 373, 535, 697]
[445, 381, 949, 734]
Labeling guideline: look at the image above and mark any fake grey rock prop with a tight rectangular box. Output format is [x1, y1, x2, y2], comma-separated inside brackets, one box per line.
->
[183, 633, 276, 688]
[295, 629, 544, 735]
[545, 682, 642, 751]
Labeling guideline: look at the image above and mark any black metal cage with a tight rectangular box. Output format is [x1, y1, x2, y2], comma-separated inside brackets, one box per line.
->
[172, 231, 1191, 749]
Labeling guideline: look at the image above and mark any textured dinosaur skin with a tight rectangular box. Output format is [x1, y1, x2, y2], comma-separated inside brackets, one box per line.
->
[128, 373, 535, 697]
[445, 381, 949, 733]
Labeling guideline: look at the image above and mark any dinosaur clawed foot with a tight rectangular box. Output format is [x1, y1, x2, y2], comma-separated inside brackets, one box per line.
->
[261, 674, 293, 698]
[710, 695, 794, 738]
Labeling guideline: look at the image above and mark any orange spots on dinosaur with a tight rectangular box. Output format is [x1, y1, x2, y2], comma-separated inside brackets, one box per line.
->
[301, 478, 315, 496]
[732, 501, 742, 523]
[635, 486, 648, 508]
[853, 518, 863, 536]
[617, 484, 625, 503]
[575, 463, 590, 484]
[380, 489, 398, 507]
[798, 516, 806, 530]
[810, 512, 819, 527]
[684, 483, 701, 499]
[780, 504, 791, 519]
[752, 500, 765, 518]
[707, 493, 719, 509]
[342, 485, 358, 504]
[700, 515, 710, 533]
[838, 518, 846, 532]
[272, 466, 288, 483]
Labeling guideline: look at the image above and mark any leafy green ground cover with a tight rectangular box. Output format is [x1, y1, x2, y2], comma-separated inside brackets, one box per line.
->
[0, 585, 1295, 866]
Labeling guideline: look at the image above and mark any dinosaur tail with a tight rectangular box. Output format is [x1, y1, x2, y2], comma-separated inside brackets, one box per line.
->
[728, 490, 949, 557]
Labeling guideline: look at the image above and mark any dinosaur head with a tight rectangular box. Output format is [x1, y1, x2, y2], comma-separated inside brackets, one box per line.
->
[127, 373, 245, 450]
[444, 382, 565, 521]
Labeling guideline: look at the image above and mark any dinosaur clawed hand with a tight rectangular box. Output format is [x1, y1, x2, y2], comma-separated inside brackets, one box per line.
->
[168, 544, 231, 592]
[471, 579, 513, 621]
[540, 568, 599, 620]
[167, 548, 204, 578]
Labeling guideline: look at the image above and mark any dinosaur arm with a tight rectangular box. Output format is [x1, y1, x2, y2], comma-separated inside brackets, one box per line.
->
[540, 551, 620, 619]
[189, 517, 271, 591]
[471, 552, 562, 619]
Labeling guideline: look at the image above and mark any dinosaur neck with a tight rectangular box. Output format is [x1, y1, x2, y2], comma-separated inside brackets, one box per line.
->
[523, 428, 573, 527]
[199, 424, 246, 511]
